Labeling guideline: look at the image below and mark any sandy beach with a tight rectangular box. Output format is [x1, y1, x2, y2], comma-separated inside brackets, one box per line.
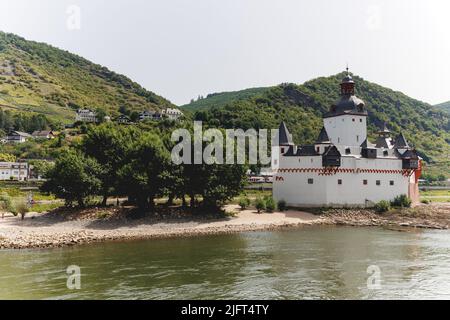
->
[1, 203, 450, 250]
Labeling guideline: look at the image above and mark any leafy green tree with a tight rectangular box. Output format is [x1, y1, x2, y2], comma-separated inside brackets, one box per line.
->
[42, 149, 103, 207]
[82, 123, 138, 206]
[118, 132, 170, 210]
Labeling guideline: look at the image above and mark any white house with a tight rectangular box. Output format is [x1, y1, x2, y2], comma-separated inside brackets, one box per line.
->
[32, 130, 55, 139]
[0, 162, 29, 181]
[4, 131, 32, 144]
[162, 108, 183, 120]
[272, 73, 422, 208]
[75, 109, 97, 123]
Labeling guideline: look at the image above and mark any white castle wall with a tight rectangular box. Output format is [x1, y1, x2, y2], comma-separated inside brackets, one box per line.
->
[324, 115, 367, 146]
[273, 154, 413, 207]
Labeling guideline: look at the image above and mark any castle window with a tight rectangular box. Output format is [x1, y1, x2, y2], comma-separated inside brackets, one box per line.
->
[345, 148, 351, 155]
[352, 118, 355, 122]
[338, 179, 342, 185]
[356, 135, 359, 142]
[316, 147, 320, 153]
[281, 148, 285, 153]
[363, 180, 368, 185]
[338, 138, 340, 143]
[308, 178, 314, 185]
[376, 180, 381, 186]
[383, 150, 388, 156]
[390, 181, 394, 186]
[360, 119, 363, 123]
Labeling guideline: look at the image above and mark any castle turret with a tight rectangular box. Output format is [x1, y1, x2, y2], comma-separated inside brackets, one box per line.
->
[323, 70, 368, 146]
[272, 121, 294, 170]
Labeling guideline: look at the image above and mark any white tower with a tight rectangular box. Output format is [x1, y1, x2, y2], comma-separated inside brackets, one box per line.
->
[323, 72, 368, 147]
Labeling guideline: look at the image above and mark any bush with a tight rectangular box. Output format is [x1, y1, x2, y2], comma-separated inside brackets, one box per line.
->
[238, 197, 251, 210]
[255, 198, 266, 213]
[265, 197, 276, 213]
[421, 199, 431, 204]
[10, 198, 29, 220]
[278, 199, 287, 212]
[374, 200, 390, 213]
[391, 194, 412, 208]
[0, 192, 12, 218]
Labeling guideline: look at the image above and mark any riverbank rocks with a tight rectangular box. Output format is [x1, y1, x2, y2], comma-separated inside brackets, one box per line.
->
[1, 203, 449, 250]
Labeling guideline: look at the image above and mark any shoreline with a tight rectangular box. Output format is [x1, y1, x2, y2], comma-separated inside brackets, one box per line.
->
[1, 203, 449, 250]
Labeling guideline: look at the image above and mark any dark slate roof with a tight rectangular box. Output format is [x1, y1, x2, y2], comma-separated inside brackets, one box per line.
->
[360, 138, 376, 149]
[401, 149, 419, 159]
[342, 74, 354, 84]
[316, 127, 331, 144]
[295, 145, 318, 156]
[283, 145, 296, 156]
[323, 95, 367, 118]
[394, 133, 410, 148]
[377, 122, 391, 135]
[323, 145, 341, 157]
[375, 136, 393, 149]
[278, 122, 293, 145]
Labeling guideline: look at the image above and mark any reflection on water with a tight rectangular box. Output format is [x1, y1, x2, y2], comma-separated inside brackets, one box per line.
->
[1, 226, 450, 299]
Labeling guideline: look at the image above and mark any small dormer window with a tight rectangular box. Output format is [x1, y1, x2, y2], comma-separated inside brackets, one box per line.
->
[383, 150, 388, 156]
[281, 148, 284, 153]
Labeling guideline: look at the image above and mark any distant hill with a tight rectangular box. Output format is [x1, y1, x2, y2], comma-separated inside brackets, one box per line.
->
[435, 101, 450, 113]
[0, 32, 174, 123]
[181, 87, 268, 111]
[192, 73, 450, 171]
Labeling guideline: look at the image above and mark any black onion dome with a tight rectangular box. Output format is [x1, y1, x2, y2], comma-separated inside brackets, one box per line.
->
[323, 74, 368, 118]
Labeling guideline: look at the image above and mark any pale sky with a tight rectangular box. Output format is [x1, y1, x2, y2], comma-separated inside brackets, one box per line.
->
[1, 0, 449, 105]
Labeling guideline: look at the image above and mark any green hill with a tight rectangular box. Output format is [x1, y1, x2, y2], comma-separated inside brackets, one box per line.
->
[181, 87, 269, 111]
[192, 73, 450, 174]
[0, 31, 174, 124]
[435, 101, 450, 113]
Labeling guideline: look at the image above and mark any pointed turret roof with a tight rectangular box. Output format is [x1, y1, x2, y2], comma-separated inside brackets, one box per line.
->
[360, 138, 375, 149]
[278, 121, 293, 145]
[394, 133, 410, 149]
[375, 136, 393, 149]
[377, 122, 391, 136]
[316, 127, 331, 144]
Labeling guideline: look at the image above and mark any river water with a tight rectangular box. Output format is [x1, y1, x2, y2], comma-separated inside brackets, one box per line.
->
[1, 226, 450, 300]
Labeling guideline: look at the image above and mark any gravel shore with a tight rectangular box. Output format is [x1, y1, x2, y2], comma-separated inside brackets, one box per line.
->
[1, 203, 449, 250]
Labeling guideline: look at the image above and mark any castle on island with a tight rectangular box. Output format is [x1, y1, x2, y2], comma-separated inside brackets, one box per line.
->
[272, 72, 423, 207]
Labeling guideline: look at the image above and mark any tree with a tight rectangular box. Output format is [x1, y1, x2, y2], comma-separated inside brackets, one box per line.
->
[201, 163, 247, 209]
[41, 149, 103, 207]
[95, 108, 107, 123]
[118, 132, 170, 210]
[82, 123, 138, 206]
[0, 153, 16, 162]
[10, 198, 29, 220]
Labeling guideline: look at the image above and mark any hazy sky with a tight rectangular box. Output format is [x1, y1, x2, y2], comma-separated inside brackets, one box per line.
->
[1, 0, 449, 105]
